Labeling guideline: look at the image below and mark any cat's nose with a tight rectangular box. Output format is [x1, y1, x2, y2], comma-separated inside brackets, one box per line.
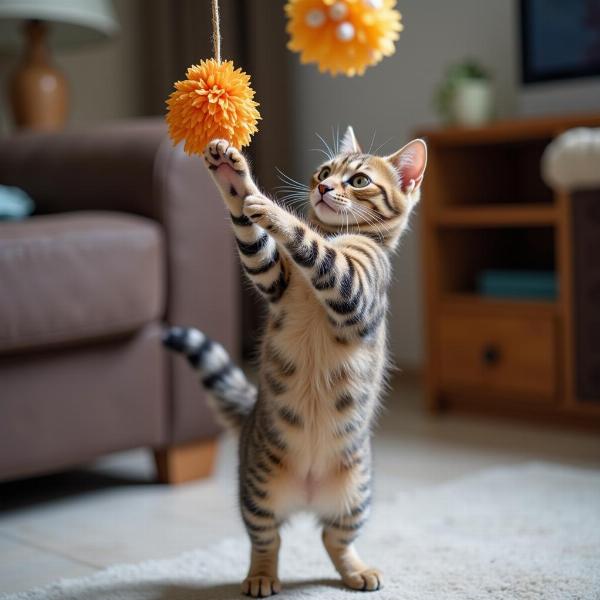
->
[318, 183, 332, 196]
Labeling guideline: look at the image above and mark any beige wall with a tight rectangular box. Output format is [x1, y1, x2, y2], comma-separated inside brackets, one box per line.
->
[289, 0, 520, 368]
[0, 0, 144, 135]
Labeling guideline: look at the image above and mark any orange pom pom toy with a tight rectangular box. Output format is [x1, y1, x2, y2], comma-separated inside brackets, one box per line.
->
[165, 0, 260, 155]
[285, 0, 403, 77]
[166, 59, 260, 155]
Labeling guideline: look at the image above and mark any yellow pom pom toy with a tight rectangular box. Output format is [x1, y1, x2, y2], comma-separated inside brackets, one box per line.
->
[166, 59, 260, 155]
[285, 0, 403, 77]
[165, 0, 260, 155]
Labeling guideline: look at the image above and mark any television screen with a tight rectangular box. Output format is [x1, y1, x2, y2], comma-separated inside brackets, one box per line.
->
[520, 0, 600, 84]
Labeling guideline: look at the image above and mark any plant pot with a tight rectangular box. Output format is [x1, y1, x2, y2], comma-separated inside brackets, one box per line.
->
[450, 79, 493, 127]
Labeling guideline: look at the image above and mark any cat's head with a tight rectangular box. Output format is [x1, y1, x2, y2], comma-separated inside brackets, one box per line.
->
[307, 126, 427, 247]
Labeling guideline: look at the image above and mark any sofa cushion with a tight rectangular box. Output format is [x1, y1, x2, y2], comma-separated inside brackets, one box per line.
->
[0, 212, 164, 354]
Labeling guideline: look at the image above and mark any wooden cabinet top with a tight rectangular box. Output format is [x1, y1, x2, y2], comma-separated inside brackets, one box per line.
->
[417, 112, 600, 146]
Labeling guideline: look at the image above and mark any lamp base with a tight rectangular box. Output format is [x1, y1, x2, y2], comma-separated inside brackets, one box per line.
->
[9, 21, 67, 131]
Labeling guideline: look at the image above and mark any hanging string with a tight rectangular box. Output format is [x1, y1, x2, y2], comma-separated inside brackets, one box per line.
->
[211, 0, 221, 62]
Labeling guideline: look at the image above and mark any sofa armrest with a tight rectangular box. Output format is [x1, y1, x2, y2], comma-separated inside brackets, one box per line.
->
[0, 119, 239, 444]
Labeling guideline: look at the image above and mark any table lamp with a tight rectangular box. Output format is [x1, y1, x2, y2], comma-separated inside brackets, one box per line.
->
[0, 0, 119, 130]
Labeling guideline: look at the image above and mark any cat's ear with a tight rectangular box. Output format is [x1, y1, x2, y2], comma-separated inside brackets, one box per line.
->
[340, 126, 362, 154]
[386, 139, 427, 193]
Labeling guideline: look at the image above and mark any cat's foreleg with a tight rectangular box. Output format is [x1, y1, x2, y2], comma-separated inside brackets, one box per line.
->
[204, 140, 289, 304]
[243, 195, 388, 339]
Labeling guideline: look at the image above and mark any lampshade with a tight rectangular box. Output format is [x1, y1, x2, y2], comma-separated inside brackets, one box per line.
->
[0, 0, 119, 51]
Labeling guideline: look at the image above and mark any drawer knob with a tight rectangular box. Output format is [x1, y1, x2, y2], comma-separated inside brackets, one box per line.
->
[482, 345, 501, 366]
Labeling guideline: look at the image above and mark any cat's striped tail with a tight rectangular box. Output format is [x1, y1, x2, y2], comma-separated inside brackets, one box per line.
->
[162, 327, 256, 429]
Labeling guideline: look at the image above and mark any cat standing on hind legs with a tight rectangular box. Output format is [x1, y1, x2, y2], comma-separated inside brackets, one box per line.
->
[163, 126, 427, 597]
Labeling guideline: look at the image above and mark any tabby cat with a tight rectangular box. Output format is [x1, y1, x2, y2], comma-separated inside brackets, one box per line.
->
[164, 126, 427, 597]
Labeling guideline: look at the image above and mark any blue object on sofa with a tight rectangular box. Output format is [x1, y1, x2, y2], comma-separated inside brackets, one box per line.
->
[0, 185, 34, 220]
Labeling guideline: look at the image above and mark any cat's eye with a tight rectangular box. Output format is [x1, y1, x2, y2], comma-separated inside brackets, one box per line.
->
[317, 167, 331, 181]
[349, 173, 371, 188]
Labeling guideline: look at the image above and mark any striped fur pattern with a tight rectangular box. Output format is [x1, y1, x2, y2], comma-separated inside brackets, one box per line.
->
[162, 326, 256, 429]
[168, 127, 426, 597]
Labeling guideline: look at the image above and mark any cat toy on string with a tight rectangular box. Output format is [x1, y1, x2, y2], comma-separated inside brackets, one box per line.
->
[165, 0, 261, 155]
[285, 0, 403, 77]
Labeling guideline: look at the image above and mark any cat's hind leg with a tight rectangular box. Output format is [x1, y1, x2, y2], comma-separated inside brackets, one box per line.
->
[239, 428, 284, 597]
[242, 533, 282, 598]
[322, 526, 382, 592]
[320, 474, 382, 592]
[240, 486, 282, 597]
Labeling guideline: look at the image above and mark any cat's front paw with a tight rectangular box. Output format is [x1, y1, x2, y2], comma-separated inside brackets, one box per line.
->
[243, 194, 281, 230]
[342, 567, 383, 592]
[204, 139, 248, 174]
[242, 575, 281, 597]
[204, 139, 256, 198]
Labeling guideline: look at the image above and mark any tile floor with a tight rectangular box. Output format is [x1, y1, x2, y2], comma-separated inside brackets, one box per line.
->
[1, 378, 599, 594]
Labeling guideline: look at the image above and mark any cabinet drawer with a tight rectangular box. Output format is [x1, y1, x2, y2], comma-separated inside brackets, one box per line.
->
[438, 313, 557, 399]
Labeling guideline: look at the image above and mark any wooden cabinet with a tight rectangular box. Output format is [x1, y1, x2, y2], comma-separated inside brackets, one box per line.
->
[419, 113, 600, 428]
[438, 312, 556, 401]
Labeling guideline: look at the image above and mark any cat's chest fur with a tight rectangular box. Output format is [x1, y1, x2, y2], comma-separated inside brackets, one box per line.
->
[261, 271, 383, 479]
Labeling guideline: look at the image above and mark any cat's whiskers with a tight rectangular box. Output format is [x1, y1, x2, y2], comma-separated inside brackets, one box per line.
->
[353, 201, 388, 224]
[373, 137, 394, 155]
[276, 188, 308, 197]
[275, 180, 308, 192]
[275, 185, 309, 196]
[277, 196, 309, 210]
[315, 132, 335, 161]
[275, 187, 309, 198]
[358, 206, 387, 226]
[353, 211, 385, 239]
[347, 204, 363, 236]
[345, 208, 351, 236]
[326, 193, 353, 218]
[363, 218, 393, 244]
[331, 193, 349, 205]
[348, 204, 378, 231]
[278, 196, 308, 207]
[331, 125, 341, 155]
[349, 204, 390, 243]
[355, 207, 392, 235]
[275, 167, 310, 191]
[310, 148, 334, 161]
[277, 193, 307, 201]
[367, 131, 377, 155]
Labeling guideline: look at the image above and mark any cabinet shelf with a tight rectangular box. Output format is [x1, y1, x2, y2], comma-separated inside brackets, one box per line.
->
[434, 204, 557, 228]
[441, 293, 558, 317]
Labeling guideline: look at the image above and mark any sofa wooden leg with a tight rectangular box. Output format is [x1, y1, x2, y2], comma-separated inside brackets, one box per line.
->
[154, 439, 218, 484]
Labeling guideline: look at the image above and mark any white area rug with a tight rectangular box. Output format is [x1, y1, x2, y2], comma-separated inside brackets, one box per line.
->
[4, 463, 600, 600]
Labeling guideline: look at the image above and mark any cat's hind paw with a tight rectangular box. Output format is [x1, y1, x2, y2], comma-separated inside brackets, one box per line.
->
[342, 568, 383, 592]
[242, 575, 281, 597]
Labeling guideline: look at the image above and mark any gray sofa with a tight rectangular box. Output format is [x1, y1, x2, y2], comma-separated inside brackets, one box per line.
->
[0, 119, 239, 483]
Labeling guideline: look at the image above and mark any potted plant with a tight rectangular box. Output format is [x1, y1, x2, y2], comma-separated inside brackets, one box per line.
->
[435, 59, 493, 126]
